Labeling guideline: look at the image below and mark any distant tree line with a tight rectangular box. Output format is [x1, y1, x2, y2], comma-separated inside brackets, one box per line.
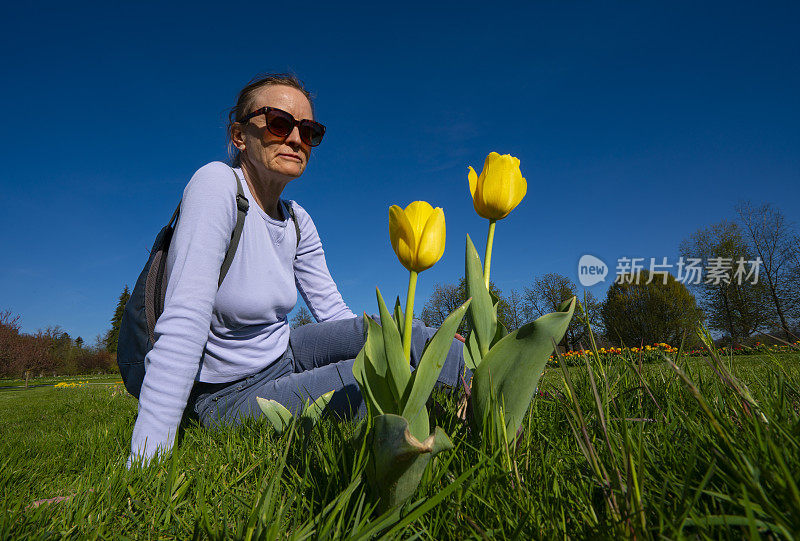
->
[421, 200, 799, 350]
[0, 286, 130, 379]
[0, 310, 116, 379]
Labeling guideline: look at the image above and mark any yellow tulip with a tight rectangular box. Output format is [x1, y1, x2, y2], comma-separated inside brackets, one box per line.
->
[468, 152, 527, 220]
[389, 201, 446, 273]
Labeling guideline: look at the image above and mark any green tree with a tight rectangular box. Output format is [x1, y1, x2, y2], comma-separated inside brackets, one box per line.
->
[523, 273, 602, 351]
[601, 271, 703, 346]
[105, 285, 130, 353]
[680, 220, 772, 345]
[291, 306, 313, 328]
[52, 331, 72, 363]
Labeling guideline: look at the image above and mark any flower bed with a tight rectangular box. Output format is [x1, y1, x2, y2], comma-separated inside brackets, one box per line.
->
[548, 340, 800, 366]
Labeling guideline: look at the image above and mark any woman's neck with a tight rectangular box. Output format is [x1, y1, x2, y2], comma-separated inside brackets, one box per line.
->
[240, 160, 289, 220]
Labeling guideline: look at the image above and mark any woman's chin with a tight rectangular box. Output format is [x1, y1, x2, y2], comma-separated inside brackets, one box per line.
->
[278, 167, 303, 179]
[267, 161, 304, 179]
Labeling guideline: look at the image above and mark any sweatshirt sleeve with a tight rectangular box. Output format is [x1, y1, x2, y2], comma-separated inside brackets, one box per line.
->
[128, 162, 238, 465]
[291, 202, 357, 322]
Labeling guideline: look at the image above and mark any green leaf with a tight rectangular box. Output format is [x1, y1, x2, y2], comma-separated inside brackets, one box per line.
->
[401, 299, 471, 441]
[360, 315, 397, 415]
[380, 449, 483, 539]
[364, 350, 398, 415]
[493, 319, 509, 345]
[364, 314, 387, 378]
[376, 288, 411, 405]
[394, 296, 405, 340]
[473, 297, 576, 443]
[489, 290, 509, 345]
[462, 341, 475, 371]
[365, 414, 453, 511]
[465, 235, 496, 357]
[400, 384, 430, 444]
[301, 390, 334, 422]
[353, 318, 387, 416]
[255, 397, 293, 434]
[463, 331, 482, 370]
[489, 289, 502, 308]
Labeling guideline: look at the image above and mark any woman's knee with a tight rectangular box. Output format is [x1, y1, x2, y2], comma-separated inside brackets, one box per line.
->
[290, 316, 366, 370]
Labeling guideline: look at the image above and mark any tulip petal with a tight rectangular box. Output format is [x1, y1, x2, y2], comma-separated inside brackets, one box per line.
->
[416, 207, 446, 271]
[468, 166, 478, 199]
[477, 153, 525, 220]
[468, 165, 493, 219]
[389, 205, 416, 271]
[403, 201, 435, 246]
[510, 174, 527, 211]
[485, 152, 502, 168]
[479, 153, 501, 219]
[472, 166, 492, 219]
[481, 176, 511, 220]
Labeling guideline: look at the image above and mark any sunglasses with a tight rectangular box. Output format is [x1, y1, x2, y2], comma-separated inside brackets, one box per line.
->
[238, 106, 326, 147]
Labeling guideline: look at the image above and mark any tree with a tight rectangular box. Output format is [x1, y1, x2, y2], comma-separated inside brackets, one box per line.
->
[679, 220, 772, 344]
[0, 310, 22, 377]
[291, 306, 313, 327]
[503, 289, 526, 331]
[601, 271, 703, 346]
[736, 202, 798, 340]
[420, 278, 513, 336]
[52, 331, 72, 363]
[105, 285, 131, 353]
[523, 273, 602, 350]
[788, 233, 800, 322]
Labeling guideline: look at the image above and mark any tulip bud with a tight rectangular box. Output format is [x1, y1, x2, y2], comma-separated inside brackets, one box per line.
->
[389, 201, 446, 273]
[468, 152, 527, 220]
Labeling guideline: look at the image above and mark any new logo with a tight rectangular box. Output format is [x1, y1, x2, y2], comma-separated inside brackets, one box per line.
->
[578, 255, 608, 287]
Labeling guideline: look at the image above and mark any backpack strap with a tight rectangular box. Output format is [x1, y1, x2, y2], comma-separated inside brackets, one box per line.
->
[166, 203, 180, 230]
[281, 200, 301, 253]
[218, 170, 249, 286]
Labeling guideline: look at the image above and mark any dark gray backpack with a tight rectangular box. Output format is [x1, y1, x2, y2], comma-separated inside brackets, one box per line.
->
[117, 168, 300, 398]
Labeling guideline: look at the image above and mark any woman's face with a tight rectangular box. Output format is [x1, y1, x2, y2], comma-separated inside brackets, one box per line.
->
[235, 84, 314, 179]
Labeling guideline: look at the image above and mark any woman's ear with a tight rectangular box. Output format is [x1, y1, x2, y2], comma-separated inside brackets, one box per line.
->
[231, 123, 247, 153]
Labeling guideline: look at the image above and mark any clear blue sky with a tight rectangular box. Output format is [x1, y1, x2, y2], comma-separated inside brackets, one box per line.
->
[1, 1, 798, 343]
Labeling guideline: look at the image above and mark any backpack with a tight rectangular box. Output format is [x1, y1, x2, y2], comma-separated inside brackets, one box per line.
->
[117, 167, 301, 399]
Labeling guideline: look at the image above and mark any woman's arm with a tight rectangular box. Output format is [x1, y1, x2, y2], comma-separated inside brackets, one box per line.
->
[291, 202, 357, 322]
[128, 162, 238, 464]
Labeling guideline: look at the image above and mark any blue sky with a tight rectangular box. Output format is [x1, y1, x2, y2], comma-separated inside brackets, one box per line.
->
[1, 1, 798, 343]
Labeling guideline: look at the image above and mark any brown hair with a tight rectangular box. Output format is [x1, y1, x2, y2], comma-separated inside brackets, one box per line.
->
[226, 73, 314, 167]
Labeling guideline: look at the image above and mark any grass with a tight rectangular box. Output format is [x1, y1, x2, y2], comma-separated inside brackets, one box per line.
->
[1, 351, 799, 539]
[0, 373, 122, 388]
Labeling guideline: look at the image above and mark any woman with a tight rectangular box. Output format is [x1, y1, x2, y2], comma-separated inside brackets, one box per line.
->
[129, 74, 467, 464]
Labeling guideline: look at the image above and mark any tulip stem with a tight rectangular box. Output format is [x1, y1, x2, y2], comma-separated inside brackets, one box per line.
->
[483, 219, 496, 289]
[403, 270, 418, 363]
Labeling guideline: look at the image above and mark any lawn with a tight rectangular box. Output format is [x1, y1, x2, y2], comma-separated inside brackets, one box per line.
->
[0, 373, 122, 389]
[1, 352, 799, 539]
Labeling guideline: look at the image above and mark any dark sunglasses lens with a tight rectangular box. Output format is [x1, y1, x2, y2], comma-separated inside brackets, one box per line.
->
[300, 122, 325, 146]
[266, 110, 294, 137]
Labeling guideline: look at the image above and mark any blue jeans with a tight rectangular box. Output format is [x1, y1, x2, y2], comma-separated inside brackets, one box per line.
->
[188, 316, 468, 428]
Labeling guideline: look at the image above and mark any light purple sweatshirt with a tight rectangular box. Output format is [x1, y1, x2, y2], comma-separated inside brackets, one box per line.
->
[129, 162, 356, 463]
